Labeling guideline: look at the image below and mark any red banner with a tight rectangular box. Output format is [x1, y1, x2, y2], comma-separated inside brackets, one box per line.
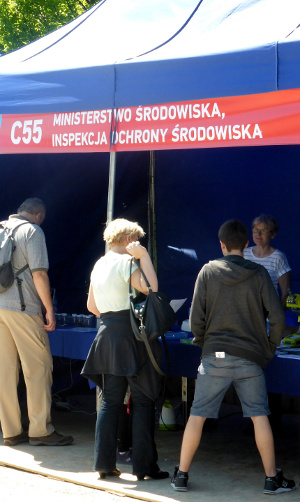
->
[0, 89, 300, 154]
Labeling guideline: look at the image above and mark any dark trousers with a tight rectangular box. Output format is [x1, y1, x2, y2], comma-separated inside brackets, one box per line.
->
[117, 402, 132, 452]
[94, 374, 158, 476]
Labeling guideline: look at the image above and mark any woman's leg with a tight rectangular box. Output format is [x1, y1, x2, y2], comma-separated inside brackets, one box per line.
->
[94, 374, 128, 471]
[129, 384, 158, 477]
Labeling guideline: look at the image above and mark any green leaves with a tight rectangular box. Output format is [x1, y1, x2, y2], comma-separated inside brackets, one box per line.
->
[0, 0, 99, 54]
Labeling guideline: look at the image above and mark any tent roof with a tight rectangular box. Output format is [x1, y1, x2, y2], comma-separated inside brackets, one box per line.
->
[1, 0, 300, 114]
[0, 0, 197, 70]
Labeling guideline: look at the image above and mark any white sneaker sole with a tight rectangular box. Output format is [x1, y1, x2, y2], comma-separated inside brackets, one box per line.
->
[263, 486, 296, 495]
[171, 482, 188, 492]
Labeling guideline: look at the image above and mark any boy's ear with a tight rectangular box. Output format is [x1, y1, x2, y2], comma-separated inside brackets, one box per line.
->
[220, 241, 227, 251]
[244, 240, 249, 249]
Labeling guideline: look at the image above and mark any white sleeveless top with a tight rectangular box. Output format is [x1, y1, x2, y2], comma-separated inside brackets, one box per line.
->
[91, 251, 137, 313]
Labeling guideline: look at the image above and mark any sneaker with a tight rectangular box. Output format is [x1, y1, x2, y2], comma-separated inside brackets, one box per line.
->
[4, 431, 28, 446]
[263, 468, 295, 495]
[117, 448, 132, 464]
[171, 465, 189, 492]
[29, 431, 74, 446]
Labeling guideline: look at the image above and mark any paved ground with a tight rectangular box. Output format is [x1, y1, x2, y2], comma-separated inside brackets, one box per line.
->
[1, 395, 300, 502]
[0, 464, 141, 502]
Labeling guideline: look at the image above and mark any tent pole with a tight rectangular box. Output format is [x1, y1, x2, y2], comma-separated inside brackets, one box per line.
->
[96, 151, 116, 413]
[148, 151, 157, 271]
[105, 151, 117, 254]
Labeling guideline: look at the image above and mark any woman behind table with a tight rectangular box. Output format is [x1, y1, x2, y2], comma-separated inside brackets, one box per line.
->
[243, 214, 291, 309]
[81, 218, 168, 481]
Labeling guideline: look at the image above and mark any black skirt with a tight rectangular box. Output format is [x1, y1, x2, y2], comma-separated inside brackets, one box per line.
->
[81, 310, 162, 401]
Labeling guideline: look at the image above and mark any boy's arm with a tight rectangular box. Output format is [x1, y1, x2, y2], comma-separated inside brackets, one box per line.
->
[190, 268, 207, 347]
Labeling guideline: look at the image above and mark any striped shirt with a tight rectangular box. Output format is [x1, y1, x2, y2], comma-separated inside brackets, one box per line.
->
[243, 247, 291, 293]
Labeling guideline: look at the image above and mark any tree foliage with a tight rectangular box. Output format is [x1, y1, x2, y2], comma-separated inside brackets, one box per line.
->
[0, 0, 99, 54]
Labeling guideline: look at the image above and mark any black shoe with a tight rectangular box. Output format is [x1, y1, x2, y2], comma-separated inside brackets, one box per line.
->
[137, 465, 169, 481]
[98, 468, 121, 480]
[171, 465, 189, 492]
[29, 431, 74, 446]
[263, 468, 295, 494]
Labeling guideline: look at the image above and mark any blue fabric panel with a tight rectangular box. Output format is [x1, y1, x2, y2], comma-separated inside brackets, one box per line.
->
[115, 45, 277, 108]
[0, 66, 115, 113]
[0, 46, 278, 114]
[278, 39, 300, 90]
[154, 146, 300, 323]
[0, 151, 149, 314]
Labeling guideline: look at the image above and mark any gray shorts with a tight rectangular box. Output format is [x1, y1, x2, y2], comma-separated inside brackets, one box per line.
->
[190, 353, 270, 418]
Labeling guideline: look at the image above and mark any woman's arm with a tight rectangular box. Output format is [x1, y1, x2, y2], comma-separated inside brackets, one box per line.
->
[126, 241, 158, 294]
[87, 283, 100, 316]
[278, 271, 291, 308]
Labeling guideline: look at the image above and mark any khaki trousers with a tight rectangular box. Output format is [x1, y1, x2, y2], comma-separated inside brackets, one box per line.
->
[0, 309, 54, 438]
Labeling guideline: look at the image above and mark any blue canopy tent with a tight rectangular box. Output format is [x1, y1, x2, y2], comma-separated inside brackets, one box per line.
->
[1, 0, 300, 110]
[0, 0, 300, 319]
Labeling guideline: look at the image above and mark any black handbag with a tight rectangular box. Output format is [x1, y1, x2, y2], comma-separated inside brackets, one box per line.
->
[129, 258, 176, 375]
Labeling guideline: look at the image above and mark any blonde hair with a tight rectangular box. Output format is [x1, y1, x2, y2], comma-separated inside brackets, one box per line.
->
[103, 218, 145, 245]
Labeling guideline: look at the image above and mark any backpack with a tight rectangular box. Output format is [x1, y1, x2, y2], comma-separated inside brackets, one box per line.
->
[0, 220, 29, 310]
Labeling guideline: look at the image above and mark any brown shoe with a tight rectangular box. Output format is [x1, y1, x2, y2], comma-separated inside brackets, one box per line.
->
[29, 431, 74, 446]
[4, 431, 28, 446]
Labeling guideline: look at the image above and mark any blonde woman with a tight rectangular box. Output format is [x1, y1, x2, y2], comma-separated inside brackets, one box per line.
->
[81, 219, 168, 481]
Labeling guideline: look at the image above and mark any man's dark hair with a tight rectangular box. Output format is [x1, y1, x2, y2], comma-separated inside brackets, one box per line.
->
[218, 219, 249, 251]
[17, 198, 46, 215]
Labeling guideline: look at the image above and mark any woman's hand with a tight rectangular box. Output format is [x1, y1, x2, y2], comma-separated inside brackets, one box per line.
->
[126, 241, 148, 260]
[127, 242, 158, 293]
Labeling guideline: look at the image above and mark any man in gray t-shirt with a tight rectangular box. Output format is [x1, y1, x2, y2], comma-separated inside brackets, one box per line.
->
[0, 198, 73, 447]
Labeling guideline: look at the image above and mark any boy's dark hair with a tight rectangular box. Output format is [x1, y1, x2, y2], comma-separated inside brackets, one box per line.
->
[218, 219, 249, 252]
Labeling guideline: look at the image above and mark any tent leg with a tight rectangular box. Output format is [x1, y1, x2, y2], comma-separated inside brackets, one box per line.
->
[148, 151, 157, 269]
[96, 151, 117, 411]
[105, 151, 117, 253]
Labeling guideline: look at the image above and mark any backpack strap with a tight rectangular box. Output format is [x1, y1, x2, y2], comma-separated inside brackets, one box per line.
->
[14, 264, 29, 311]
[13, 223, 30, 312]
[2, 220, 30, 311]
[14, 264, 29, 277]
[16, 277, 26, 311]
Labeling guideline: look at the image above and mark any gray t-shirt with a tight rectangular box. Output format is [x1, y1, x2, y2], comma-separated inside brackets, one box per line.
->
[0, 215, 49, 315]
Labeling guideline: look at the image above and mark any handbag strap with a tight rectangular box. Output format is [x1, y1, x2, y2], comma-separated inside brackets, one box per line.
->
[129, 257, 152, 295]
[129, 258, 134, 297]
[129, 258, 166, 376]
[129, 256, 172, 376]
[139, 325, 165, 376]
